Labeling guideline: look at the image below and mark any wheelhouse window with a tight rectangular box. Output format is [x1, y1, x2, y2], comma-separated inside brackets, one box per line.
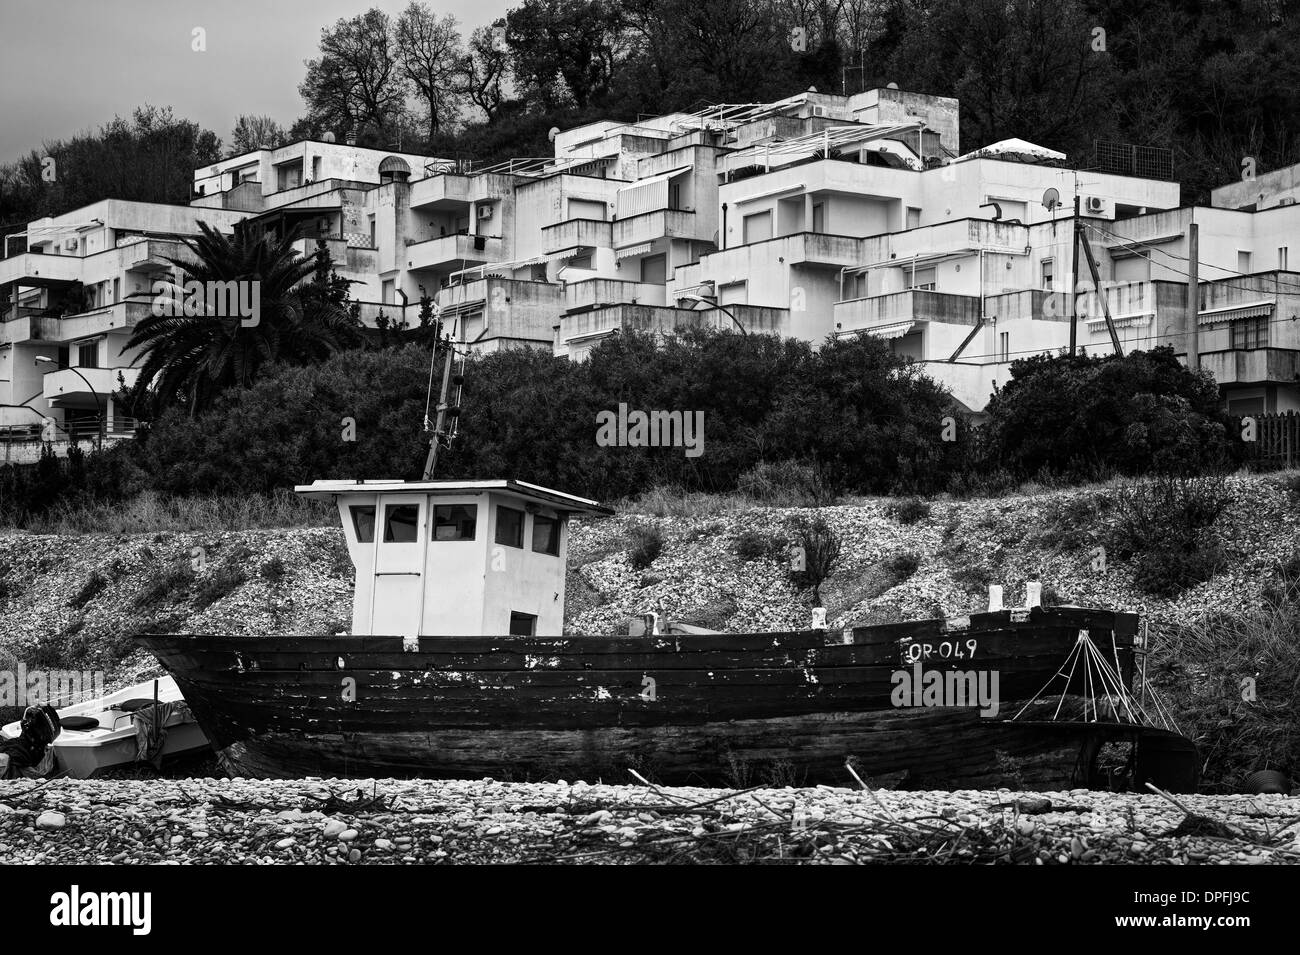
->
[433, 504, 477, 541]
[1232, 317, 1269, 350]
[383, 504, 420, 543]
[495, 506, 525, 548]
[350, 505, 376, 543]
[531, 514, 560, 556]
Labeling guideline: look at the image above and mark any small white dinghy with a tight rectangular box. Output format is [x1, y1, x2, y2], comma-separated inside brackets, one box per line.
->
[0, 676, 209, 778]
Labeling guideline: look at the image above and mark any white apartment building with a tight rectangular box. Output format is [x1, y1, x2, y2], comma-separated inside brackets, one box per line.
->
[9, 86, 1294, 456]
[0, 200, 248, 456]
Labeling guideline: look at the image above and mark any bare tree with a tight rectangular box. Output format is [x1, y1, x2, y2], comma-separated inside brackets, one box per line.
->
[229, 115, 289, 155]
[299, 9, 409, 144]
[396, 2, 464, 143]
[459, 22, 511, 122]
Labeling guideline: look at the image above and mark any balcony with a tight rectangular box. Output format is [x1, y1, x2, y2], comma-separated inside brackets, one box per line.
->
[835, 290, 980, 332]
[47, 301, 153, 343]
[42, 366, 142, 406]
[542, 219, 612, 254]
[410, 173, 474, 209]
[405, 233, 504, 272]
[564, 278, 664, 312]
[0, 251, 83, 287]
[1201, 348, 1300, 387]
[614, 210, 702, 248]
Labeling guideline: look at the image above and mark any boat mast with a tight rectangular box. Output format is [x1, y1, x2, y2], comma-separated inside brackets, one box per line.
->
[421, 315, 463, 481]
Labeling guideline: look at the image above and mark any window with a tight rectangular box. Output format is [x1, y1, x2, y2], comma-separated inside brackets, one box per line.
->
[811, 203, 825, 233]
[1232, 317, 1269, 350]
[381, 280, 395, 305]
[568, 253, 592, 270]
[999, 332, 1010, 362]
[1238, 251, 1251, 275]
[383, 504, 420, 543]
[433, 504, 477, 541]
[906, 267, 936, 291]
[77, 341, 98, 369]
[532, 514, 560, 556]
[368, 216, 376, 247]
[906, 207, 921, 230]
[1041, 259, 1054, 291]
[1280, 247, 1290, 270]
[509, 612, 537, 636]
[668, 182, 682, 211]
[350, 505, 376, 543]
[495, 506, 525, 548]
[743, 211, 772, 243]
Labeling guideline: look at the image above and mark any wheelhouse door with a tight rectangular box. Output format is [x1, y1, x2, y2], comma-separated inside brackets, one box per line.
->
[371, 494, 427, 637]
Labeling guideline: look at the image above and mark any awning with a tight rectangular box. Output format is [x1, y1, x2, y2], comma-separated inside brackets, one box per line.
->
[1199, 301, 1274, 325]
[1085, 312, 1154, 328]
[864, 321, 915, 339]
[615, 165, 692, 218]
[616, 242, 654, 260]
[546, 247, 588, 262]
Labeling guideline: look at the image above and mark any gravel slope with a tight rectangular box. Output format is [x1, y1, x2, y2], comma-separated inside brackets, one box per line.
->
[1, 472, 1296, 689]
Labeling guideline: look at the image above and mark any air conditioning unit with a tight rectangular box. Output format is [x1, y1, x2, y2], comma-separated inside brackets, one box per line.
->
[477, 205, 494, 220]
[1086, 196, 1106, 214]
[810, 105, 828, 118]
[63, 238, 79, 252]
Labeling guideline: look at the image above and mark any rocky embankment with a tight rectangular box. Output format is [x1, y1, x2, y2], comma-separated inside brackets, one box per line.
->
[1, 471, 1297, 688]
[1, 777, 1297, 865]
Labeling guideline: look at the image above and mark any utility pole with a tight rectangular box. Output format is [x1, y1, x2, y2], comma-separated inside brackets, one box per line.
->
[1069, 194, 1081, 356]
[1187, 217, 1200, 371]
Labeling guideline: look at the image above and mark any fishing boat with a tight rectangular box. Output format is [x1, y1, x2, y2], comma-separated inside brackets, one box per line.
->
[134, 476, 1196, 790]
[0, 675, 208, 778]
[133, 323, 1198, 791]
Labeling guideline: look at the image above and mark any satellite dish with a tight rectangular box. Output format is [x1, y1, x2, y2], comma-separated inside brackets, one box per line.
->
[1042, 187, 1061, 212]
[547, 127, 560, 142]
[322, 131, 336, 144]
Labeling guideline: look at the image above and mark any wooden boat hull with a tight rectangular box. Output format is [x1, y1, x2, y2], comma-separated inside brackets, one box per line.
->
[136, 606, 1140, 786]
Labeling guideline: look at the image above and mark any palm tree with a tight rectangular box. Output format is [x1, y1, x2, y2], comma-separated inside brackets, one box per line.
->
[124, 221, 363, 416]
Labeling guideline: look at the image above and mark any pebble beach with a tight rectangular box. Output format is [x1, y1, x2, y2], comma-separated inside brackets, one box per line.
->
[2, 777, 1297, 865]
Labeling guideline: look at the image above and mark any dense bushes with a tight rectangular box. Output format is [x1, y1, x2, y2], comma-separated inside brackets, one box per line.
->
[979, 347, 1235, 481]
[54, 329, 960, 503]
[0, 339, 1254, 526]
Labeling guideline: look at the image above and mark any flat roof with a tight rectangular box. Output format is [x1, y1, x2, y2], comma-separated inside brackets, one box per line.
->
[294, 478, 613, 516]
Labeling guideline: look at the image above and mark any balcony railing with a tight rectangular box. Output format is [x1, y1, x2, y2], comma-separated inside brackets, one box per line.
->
[834, 290, 980, 331]
[405, 233, 503, 272]
[542, 219, 613, 254]
[614, 209, 702, 248]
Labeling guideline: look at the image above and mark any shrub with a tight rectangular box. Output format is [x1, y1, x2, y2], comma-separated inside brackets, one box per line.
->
[260, 556, 287, 582]
[734, 530, 786, 563]
[788, 514, 842, 605]
[69, 570, 108, 610]
[627, 523, 665, 570]
[887, 497, 931, 525]
[736, 461, 825, 505]
[1153, 569, 1300, 790]
[1109, 475, 1229, 597]
[135, 561, 197, 609]
[193, 565, 249, 610]
[885, 551, 920, 585]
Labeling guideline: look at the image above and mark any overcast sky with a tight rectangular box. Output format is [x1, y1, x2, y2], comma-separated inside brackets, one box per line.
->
[0, 0, 512, 165]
